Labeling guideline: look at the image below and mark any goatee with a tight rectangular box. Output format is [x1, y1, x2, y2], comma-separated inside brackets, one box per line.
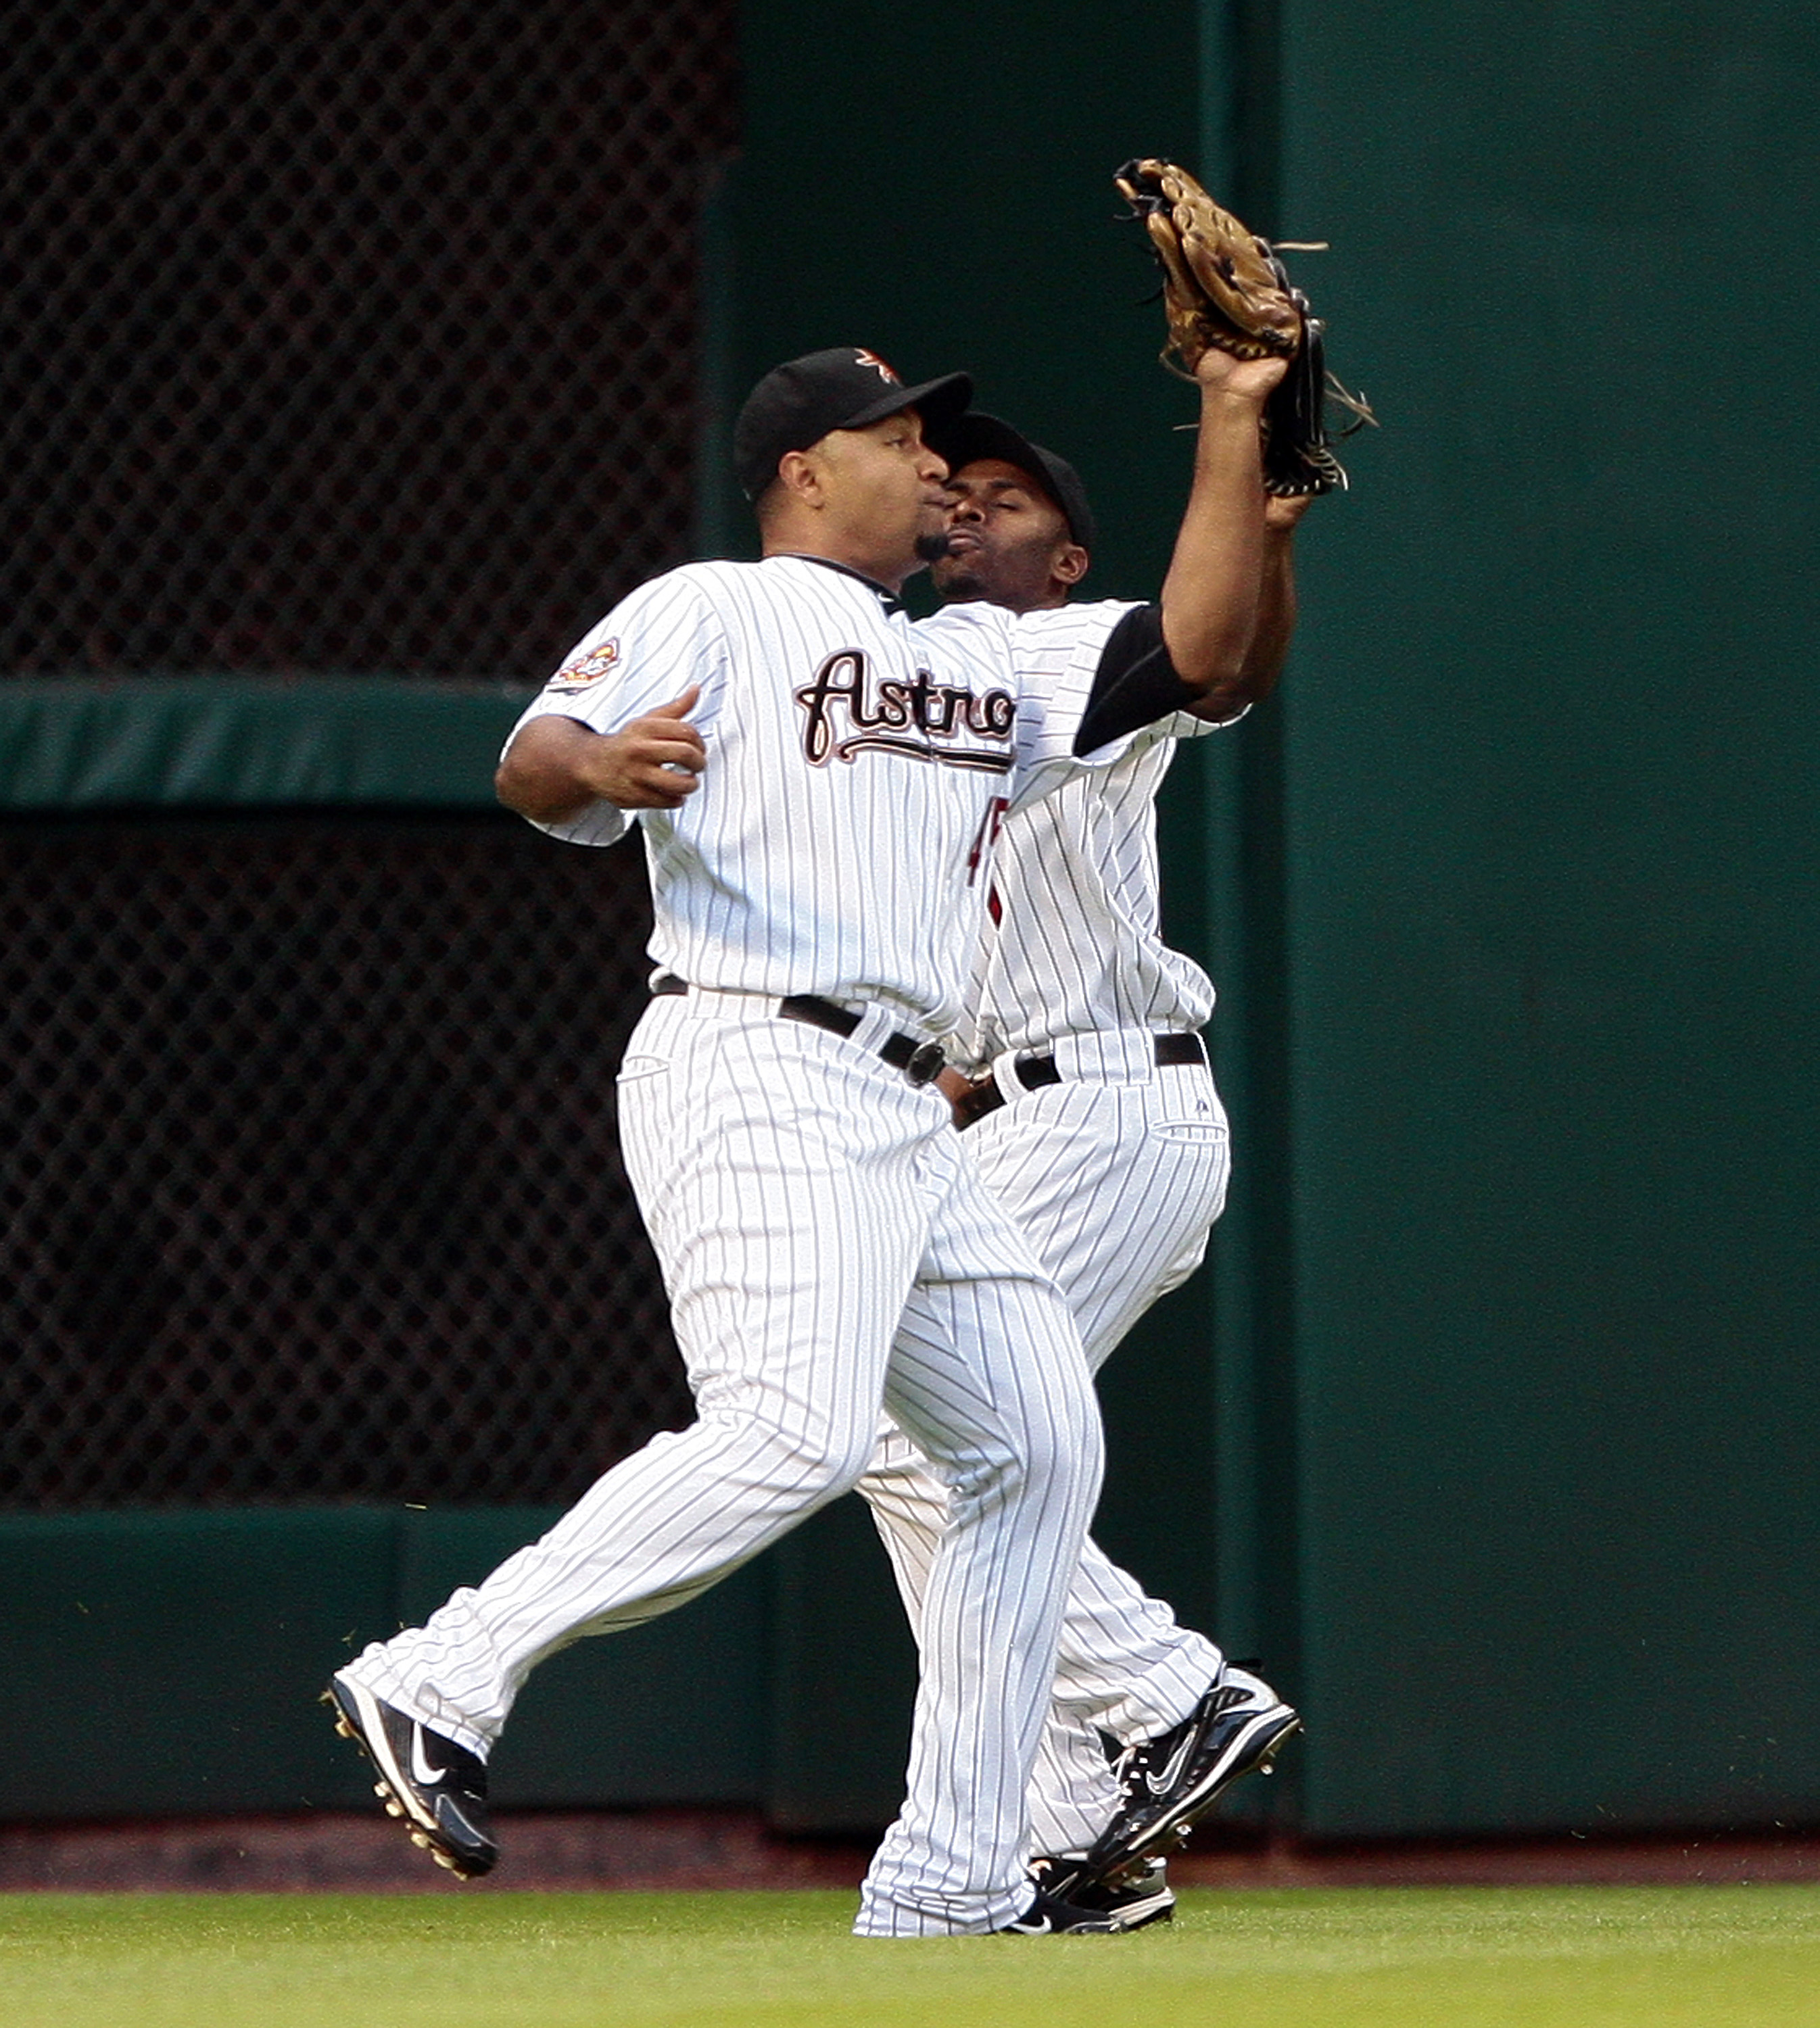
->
[913, 528, 957, 564]
[931, 565, 986, 602]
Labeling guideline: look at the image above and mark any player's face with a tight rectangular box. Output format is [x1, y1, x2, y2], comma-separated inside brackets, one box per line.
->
[932, 460, 1084, 614]
[812, 410, 952, 575]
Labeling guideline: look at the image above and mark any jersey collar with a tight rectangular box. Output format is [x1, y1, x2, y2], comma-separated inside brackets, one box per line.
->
[767, 552, 905, 618]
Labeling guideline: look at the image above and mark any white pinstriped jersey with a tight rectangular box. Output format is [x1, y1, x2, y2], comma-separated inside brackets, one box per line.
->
[942, 717, 1225, 1068]
[509, 555, 1143, 1038]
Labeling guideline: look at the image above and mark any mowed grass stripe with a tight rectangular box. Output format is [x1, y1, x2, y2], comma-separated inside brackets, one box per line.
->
[1, 1885, 1818, 2028]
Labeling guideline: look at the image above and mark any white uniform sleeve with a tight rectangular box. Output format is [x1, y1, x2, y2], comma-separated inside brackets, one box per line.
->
[1016, 602, 1252, 762]
[1155, 701, 1250, 742]
[999, 600, 1172, 811]
[501, 570, 729, 848]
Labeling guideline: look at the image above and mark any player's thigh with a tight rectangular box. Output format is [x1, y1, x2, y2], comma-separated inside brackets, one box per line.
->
[1136, 1059, 1231, 1280]
[965, 1073, 1229, 1369]
[618, 1003, 933, 1449]
[886, 1140, 1101, 1494]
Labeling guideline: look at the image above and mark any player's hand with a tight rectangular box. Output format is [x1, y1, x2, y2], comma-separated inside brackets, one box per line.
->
[582, 688, 707, 808]
[936, 1066, 976, 1107]
[1194, 347, 1289, 406]
[1264, 492, 1314, 533]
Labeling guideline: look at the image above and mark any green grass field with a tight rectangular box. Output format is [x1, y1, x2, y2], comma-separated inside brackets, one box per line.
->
[3, 1885, 1819, 2028]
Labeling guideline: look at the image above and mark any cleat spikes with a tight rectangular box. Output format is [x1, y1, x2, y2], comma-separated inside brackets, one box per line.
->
[326, 1673, 498, 1880]
[1079, 1668, 1301, 1885]
[1030, 1853, 1176, 1931]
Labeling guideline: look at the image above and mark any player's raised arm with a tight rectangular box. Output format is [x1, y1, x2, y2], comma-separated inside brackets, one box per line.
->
[496, 689, 705, 823]
[1155, 347, 1285, 715]
[1053, 362, 1283, 761]
[1232, 492, 1312, 706]
[1106, 158, 1360, 727]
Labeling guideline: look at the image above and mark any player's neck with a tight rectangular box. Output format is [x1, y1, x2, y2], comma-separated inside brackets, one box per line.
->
[760, 533, 919, 596]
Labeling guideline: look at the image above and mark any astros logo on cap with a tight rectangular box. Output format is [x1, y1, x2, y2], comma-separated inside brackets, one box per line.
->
[853, 349, 900, 384]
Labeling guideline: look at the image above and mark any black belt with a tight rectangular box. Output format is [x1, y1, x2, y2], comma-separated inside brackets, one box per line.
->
[953, 1032, 1207, 1129]
[650, 976, 947, 1087]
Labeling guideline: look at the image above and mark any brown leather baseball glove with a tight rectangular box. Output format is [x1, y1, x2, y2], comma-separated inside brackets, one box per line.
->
[1114, 158, 1374, 496]
[1113, 158, 1301, 367]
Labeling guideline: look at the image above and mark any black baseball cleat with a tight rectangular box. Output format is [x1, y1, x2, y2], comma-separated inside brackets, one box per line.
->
[1032, 1853, 1175, 1930]
[325, 1674, 499, 1881]
[995, 1885, 1126, 1935]
[1081, 1664, 1301, 1885]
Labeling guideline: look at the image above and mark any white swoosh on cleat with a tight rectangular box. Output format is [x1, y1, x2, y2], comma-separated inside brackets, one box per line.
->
[1145, 1733, 1197, 1796]
[410, 1731, 448, 1787]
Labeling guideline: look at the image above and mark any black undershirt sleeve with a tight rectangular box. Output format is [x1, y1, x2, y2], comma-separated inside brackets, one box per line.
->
[1072, 604, 1201, 754]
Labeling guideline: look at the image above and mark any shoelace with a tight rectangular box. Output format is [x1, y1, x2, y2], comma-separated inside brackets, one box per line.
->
[1109, 1676, 1264, 1798]
[1109, 1724, 1177, 1797]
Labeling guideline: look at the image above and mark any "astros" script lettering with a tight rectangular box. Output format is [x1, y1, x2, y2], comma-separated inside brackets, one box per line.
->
[794, 649, 1016, 772]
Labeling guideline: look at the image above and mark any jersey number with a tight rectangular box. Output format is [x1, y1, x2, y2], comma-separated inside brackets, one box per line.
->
[965, 797, 1009, 888]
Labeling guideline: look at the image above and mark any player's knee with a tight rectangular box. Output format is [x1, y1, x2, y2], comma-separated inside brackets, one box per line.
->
[775, 1421, 878, 1505]
[945, 1391, 1103, 1521]
[1016, 1375, 1106, 1510]
[1036, 1402, 1105, 1505]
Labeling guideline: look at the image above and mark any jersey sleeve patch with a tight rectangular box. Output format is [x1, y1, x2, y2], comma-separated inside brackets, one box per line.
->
[545, 638, 621, 692]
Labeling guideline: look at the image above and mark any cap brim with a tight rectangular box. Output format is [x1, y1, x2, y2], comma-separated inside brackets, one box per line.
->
[924, 410, 1047, 481]
[839, 370, 974, 437]
[923, 410, 1095, 548]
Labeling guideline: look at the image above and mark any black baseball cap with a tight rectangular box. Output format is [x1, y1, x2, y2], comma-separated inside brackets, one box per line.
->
[734, 347, 973, 500]
[924, 411, 1097, 551]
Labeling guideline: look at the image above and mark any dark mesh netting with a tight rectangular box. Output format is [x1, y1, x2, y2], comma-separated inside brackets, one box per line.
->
[0, 0, 736, 679]
[0, 819, 692, 1509]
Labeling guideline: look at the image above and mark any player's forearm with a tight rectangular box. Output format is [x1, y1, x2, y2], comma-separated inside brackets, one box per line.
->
[496, 717, 608, 824]
[498, 696, 706, 820]
[1237, 527, 1299, 704]
[1157, 375, 1272, 709]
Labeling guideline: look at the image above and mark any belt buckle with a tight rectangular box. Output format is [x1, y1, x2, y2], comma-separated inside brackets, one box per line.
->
[904, 1040, 946, 1088]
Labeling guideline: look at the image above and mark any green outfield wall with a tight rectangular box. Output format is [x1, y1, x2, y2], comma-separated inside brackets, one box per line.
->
[0, 1508, 767, 1821]
[0, 681, 531, 811]
[1260, 0, 1820, 1837]
[4, 0, 1816, 1843]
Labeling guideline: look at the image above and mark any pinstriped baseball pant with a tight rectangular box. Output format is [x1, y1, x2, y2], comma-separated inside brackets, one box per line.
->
[859, 1046, 1231, 1858]
[338, 991, 1103, 1936]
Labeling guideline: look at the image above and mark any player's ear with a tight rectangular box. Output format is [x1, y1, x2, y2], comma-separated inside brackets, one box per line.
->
[1053, 543, 1089, 587]
[776, 448, 825, 508]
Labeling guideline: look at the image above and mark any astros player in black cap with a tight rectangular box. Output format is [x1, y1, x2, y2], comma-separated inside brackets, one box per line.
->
[855, 408, 1307, 1926]
[329, 340, 1293, 1936]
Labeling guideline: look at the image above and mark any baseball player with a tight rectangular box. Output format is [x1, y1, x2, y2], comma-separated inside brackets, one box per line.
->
[326, 340, 1287, 1936]
[857, 412, 1308, 1927]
